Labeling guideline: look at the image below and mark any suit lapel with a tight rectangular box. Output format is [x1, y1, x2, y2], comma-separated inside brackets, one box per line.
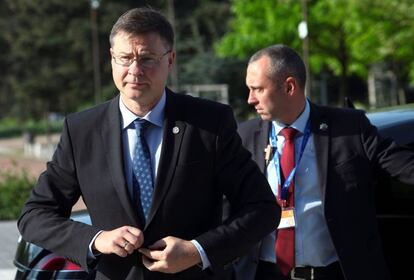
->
[309, 103, 330, 205]
[254, 120, 271, 172]
[146, 91, 186, 227]
[101, 96, 139, 224]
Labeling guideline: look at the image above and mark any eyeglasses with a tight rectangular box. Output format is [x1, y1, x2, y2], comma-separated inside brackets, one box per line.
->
[111, 50, 172, 68]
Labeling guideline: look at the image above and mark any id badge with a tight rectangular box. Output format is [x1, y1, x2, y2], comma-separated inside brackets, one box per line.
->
[277, 207, 296, 229]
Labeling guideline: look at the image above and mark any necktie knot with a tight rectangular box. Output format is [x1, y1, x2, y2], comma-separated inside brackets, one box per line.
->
[134, 119, 150, 137]
[281, 127, 297, 142]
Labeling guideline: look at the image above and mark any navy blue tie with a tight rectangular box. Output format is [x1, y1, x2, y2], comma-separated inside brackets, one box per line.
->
[132, 119, 154, 221]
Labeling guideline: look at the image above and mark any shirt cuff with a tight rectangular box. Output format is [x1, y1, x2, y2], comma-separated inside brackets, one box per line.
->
[87, 230, 103, 261]
[191, 240, 211, 270]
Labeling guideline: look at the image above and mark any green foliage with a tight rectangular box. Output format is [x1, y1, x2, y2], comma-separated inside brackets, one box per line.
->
[0, 0, 151, 121]
[0, 0, 244, 120]
[216, 0, 414, 105]
[0, 118, 63, 138]
[215, 0, 302, 58]
[3, 0, 93, 120]
[351, 0, 414, 83]
[174, 0, 236, 84]
[0, 169, 34, 220]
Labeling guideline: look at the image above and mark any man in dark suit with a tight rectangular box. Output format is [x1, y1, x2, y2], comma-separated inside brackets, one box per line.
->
[234, 44, 414, 280]
[17, 8, 279, 280]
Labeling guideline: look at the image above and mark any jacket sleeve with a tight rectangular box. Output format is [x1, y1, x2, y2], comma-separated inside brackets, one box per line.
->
[17, 118, 101, 271]
[359, 112, 414, 184]
[195, 106, 280, 268]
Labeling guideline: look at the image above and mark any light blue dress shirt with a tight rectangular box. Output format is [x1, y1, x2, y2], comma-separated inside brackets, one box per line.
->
[119, 92, 211, 269]
[260, 100, 338, 267]
[119, 93, 164, 197]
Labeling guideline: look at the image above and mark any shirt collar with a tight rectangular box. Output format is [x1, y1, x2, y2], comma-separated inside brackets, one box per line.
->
[119, 90, 166, 130]
[272, 99, 310, 136]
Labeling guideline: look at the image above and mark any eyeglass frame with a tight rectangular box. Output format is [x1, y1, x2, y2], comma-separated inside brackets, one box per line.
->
[111, 49, 172, 68]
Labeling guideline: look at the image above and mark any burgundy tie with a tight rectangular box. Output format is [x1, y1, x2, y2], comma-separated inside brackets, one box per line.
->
[276, 127, 297, 276]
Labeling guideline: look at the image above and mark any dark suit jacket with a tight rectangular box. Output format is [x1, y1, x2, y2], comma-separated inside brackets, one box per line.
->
[234, 102, 414, 280]
[18, 89, 279, 280]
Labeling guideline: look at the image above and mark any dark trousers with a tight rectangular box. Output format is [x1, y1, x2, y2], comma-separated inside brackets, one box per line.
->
[255, 260, 344, 280]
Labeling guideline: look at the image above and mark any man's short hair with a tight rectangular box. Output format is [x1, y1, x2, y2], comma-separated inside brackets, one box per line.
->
[249, 44, 306, 89]
[109, 7, 174, 49]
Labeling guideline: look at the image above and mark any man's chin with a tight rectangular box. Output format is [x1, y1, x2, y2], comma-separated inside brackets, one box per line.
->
[124, 88, 146, 98]
[258, 112, 271, 121]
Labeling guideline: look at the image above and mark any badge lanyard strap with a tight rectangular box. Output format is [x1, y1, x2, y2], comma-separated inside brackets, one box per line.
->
[269, 120, 311, 201]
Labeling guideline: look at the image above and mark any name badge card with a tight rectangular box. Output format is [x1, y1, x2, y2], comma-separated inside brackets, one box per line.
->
[277, 208, 296, 229]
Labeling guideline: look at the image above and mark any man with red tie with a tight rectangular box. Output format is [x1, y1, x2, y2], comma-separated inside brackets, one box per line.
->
[233, 44, 414, 280]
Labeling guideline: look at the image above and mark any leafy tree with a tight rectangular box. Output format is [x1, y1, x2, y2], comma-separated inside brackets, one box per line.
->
[216, 0, 414, 106]
[0, 0, 242, 123]
[351, 0, 414, 102]
[0, 1, 15, 119]
[0, 0, 160, 121]
[163, 0, 250, 118]
[3, 0, 92, 120]
[215, 0, 302, 58]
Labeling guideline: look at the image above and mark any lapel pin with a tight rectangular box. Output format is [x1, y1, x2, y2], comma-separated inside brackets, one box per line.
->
[319, 123, 328, 131]
[172, 126, 180, 134]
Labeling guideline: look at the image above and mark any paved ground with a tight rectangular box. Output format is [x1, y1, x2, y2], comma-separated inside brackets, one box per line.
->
[0, 220, 19, 279]
[0, 269, 16, 280]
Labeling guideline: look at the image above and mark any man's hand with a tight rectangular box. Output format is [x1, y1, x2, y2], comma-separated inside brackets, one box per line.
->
[139, 236, 202, 274]
[93, 226, 144, 257]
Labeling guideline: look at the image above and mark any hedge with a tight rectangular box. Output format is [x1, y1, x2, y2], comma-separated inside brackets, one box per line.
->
[0, 170, 34, 220]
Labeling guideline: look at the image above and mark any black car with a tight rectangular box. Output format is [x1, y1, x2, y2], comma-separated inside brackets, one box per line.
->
[367, 107, 414, 279]
[13, 106, 414, 280]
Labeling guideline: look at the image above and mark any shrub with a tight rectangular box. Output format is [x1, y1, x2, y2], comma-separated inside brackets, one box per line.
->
[0, 170, 34, 220]
[0, 118, 63, 139]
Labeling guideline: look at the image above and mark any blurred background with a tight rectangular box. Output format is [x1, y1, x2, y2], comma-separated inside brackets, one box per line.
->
[1, 1, 414, 278]
[1, 0, 414, 219]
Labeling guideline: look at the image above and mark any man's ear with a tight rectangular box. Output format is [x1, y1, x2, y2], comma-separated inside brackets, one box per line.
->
[168, 50, 176, 69]
[285, 76, 297, 96]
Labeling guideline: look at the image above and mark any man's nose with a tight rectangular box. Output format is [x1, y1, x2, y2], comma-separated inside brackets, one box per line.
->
[128, 60, 144, 76]
[247, 91, 256, 104]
